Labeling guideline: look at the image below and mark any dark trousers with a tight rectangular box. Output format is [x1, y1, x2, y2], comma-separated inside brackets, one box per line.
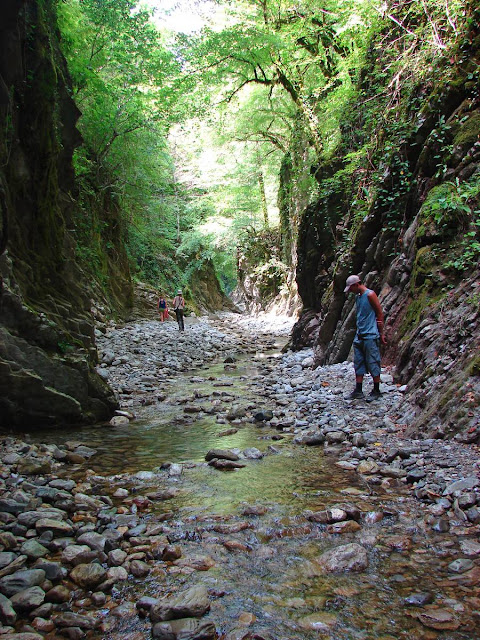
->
[174, 309, 184, 331]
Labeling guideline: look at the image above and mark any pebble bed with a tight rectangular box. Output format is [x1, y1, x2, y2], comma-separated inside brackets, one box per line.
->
[0, 312, 479, 638]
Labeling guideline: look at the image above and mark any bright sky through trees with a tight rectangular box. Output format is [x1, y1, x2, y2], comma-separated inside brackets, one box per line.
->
[141, 0, 218, 33]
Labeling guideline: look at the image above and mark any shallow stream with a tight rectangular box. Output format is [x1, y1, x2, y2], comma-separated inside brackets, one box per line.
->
[26, 338, 476, 639]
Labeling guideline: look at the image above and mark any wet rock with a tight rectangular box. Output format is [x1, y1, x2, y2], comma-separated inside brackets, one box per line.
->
[110, 415, 130, 426]
[443, 476, 479, 495]
[161, 546, 182, 562]
[76, 532, 107, 552]
[130, 560, 150, 578]
[325, 431, 345, 444]
[0, 592, 17, 625]
[32, 560, 66, 582]
[35, 518, 73, 536]
[326, 520, 361, 534]
[404, 592, 434, 606]
[44, 584, 71, 603]
[152, 617, 217, 639]
[19, 541, 48, 561]
[205, 449, 240, 462]
[254, 410, 274, 422]
[466, 506, 480, 523]
[208, 459, 246, 470]
[136, 596, 159, 614]
[107, 566, 128, 582]
[297, 612, 337, 632]
[0, 553, 17, 570]
[316, 543, 368, 572]
[459, 539, 480, 556]
[308, 508, 348, 524]
[448, 558, 475, 573]
[69, 563, 107, 589]
[242, 448, 263, 459]
[406, 469, 427, 483]
[10, 586, 45, 612]
[108, 549, 128, 566]
[417, 609, 460, 631]
[357, 461, 380, 475]
[53, 611, 98, 630]
[0, 570, 46, 597]
[431, 517, 450, 533]
[150, 585, 210, 622]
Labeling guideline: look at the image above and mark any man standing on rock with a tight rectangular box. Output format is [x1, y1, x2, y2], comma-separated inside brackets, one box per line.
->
[344, 275, 386, 401]
[173, 289, 185, 332]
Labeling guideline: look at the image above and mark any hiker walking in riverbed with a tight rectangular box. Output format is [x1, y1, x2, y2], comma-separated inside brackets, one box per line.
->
[344, 275, 387, 401]
[172, 289, 185, 331]
[157, 295, 168, 322]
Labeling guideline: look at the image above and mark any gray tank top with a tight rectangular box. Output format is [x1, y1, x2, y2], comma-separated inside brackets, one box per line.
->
[355, 289, 379, 339]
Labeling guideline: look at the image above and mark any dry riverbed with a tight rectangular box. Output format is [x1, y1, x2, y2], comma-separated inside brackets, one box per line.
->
[0, 313, 479, 639]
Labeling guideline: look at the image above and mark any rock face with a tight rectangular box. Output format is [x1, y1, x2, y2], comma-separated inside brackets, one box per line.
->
[0, 0, 119, 426]
[293, 13, 480, 440]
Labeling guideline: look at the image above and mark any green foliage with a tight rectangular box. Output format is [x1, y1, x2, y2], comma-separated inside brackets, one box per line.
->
[421, 181, 472, 227]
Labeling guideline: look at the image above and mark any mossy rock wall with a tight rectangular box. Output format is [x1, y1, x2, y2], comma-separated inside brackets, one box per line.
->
[0, 0, 129, 427]
[293, 10, 480, 440]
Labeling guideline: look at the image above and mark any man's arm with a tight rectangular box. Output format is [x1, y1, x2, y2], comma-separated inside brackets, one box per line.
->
[367, 291, 387, 344]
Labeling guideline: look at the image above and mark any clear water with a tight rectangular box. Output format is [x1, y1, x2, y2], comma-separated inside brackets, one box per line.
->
[23, 350, 477, 639]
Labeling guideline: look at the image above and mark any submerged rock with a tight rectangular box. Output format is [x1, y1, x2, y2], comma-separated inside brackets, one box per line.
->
[316, 544, 369, 573]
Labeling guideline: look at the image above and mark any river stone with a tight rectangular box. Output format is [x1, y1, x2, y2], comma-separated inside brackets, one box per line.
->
[76, 532, 107, 552]
[208, 459, 246, 470]
[10, 586, 45, 611]
[304, 434, 326, 446]
[459, 539, 480, 556]
[35, 518, 73, 536]
[317, 544, 369, 573]
[0, 499, 28, 515]
[108, 549, 128, 566]
[243, 448, 263, 459]
[327, 520, 361, 534]
[136, 596, 159, 613]
[69, 563, 107, 589]
[107, 566, 128, 582]
[62, 545, 92, 564]
[18, 510, 65, 528]
[45, 584, 71, 603]
[150, 585, 210, 622]
[308, 508, 348, 524]
[53, 611, 98, 629]
[0, 634, 44, 639]
[357, 461, 380, 475]
[152, 618, 217, 639]
[32, 560, 66, 582]
[49, 479, 76, 491]
[0, 553, 17, 570]
[205, 449, 240, 462]
[443, 476, 479, 495]
[0, 569, 46, 597]
[0, 554, 28, 578]
[0, 532, 17, 549]
[161, 545, 182, 561]
[404, 592, 434, 606]
[417, 609, 460, 630]
[0, 592, 17, 625]
[20, 540, 48, 560]
[110, 415, 130, 426]
[17, 458, 52, 475]
[297, 612, 337, 632]
[130, 560, 150, 578]
[448, 558, 475, 573]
